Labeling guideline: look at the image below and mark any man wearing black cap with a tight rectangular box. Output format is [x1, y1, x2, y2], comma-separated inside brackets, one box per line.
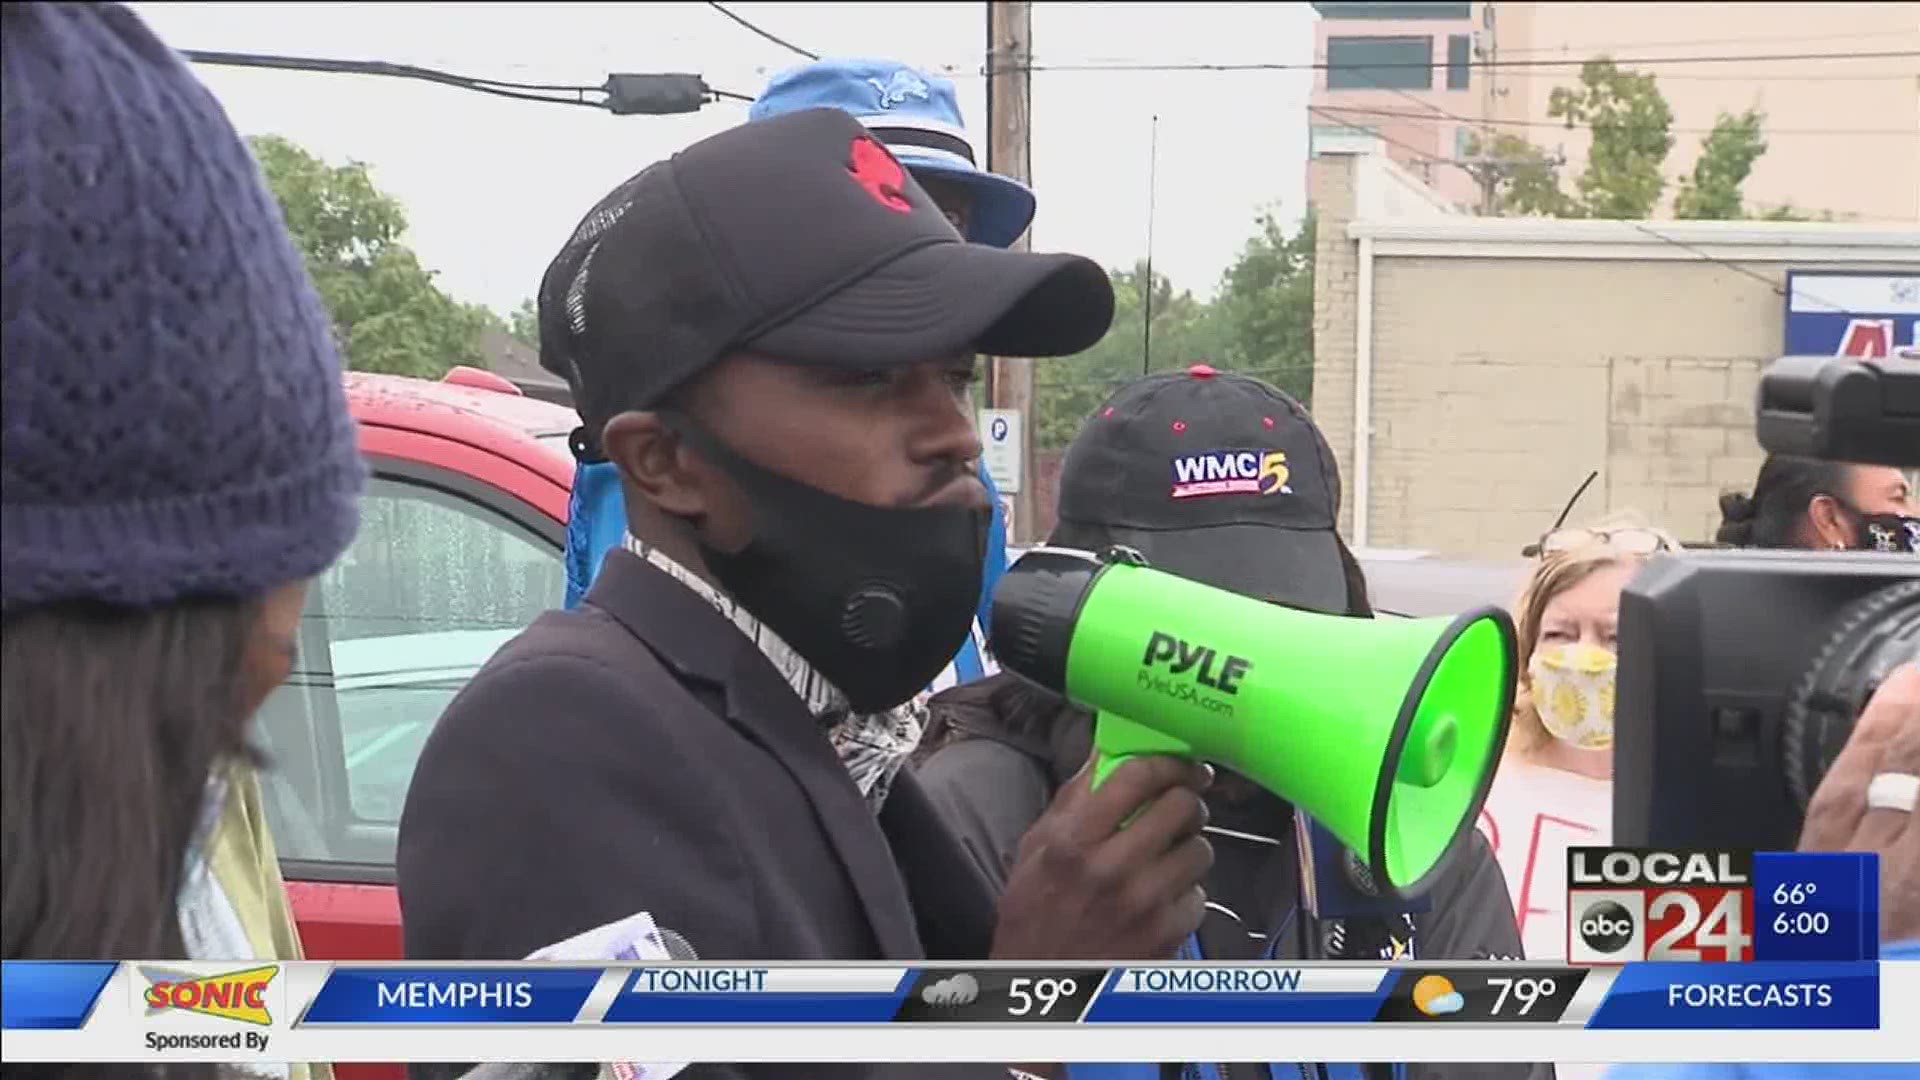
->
[916, 367, 1540, 1080]
[397, 108, 1215, 1077]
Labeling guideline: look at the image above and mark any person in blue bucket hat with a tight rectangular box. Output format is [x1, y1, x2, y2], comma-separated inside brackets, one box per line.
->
[556, 57, 1026, 699]
[749, 58, 1036, 247]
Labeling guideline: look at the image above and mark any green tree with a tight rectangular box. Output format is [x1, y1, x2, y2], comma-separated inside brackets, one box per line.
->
[1463, 132, 1580, 218]
[508, 298, 540, 349]
[1214, 208, 1316, 403]
[1034, 207, 1323, 450]
[1674, 109, 1768, 220]
[249, 135, 493, 378]
[1033, 262, 1231, 449]
[1755, 202, 1835, 222]
[1548, 58, 1675, 219]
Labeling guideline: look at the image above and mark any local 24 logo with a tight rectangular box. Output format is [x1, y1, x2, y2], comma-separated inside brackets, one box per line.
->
[1566, 848, 1756, 964]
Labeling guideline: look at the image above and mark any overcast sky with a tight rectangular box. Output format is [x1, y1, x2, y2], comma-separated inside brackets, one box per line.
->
[127, 2, 1318, 317]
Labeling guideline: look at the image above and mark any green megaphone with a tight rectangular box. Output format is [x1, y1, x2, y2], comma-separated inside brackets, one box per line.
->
[989, 545, 1517, 896]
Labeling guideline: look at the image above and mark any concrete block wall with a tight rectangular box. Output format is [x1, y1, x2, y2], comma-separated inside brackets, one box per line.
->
[1309, 153, 1362, 538]
[1604, 356, 1769, 543]
[1310, 150, 1917, 557]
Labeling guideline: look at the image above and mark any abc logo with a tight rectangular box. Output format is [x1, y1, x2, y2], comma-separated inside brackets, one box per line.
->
[1578, 900, 1636, 954]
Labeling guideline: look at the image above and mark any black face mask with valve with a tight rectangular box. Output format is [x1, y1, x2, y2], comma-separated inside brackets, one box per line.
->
[658, 412, 989, 713]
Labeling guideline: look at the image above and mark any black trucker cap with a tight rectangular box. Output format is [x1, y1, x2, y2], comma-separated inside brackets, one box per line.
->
[538, 106, 1115, 445]
[1055, 364, 1351, 614]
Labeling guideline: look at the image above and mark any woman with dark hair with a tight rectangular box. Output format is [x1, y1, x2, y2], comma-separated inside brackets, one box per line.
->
[1717, 455, 1916, 552]
[1, 7, 362, 1077]
[915, 368, 1536, 1080]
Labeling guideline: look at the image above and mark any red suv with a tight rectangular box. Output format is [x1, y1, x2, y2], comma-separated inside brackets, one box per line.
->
[257, 369, 575, 1078]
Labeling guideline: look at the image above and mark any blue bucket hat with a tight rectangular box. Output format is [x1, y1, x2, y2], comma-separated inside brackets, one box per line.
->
[750, 58, 1036, 249]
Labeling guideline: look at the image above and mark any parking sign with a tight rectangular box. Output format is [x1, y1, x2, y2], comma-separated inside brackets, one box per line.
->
[979, 409, 1022, 493]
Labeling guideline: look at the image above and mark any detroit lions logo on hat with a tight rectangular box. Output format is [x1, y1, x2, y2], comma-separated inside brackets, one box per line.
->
[869, 69, 931, 109]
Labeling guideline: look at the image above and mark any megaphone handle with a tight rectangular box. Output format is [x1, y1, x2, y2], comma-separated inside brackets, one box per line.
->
[1089, 749, 1137, 791]
[1087, 711, 1198, 832]
[1090, 751, 1172, 830]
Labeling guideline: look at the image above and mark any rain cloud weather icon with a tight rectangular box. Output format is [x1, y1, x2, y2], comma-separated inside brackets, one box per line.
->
[920, 974, 980, 1007]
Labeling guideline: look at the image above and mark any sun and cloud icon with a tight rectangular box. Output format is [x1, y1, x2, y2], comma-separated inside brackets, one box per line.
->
[920, 974, 980, 1007]
[1411, 975, 1466, 1017]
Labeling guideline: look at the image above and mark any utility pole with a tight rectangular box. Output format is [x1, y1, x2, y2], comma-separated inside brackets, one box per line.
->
[1476, 3, 1500, 215]
[1142, 114, 1158, 376]
[986, 0, 1035, 543]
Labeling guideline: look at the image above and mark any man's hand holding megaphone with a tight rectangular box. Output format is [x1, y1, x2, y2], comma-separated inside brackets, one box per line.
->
[990, 754, 1217, 960]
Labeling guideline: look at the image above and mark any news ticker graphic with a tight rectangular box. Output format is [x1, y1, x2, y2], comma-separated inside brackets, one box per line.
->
[5, 959, 1914, 1066]
[1565, 848, 1879, 965]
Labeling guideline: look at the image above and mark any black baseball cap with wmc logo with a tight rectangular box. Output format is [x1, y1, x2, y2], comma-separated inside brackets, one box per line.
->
[536, 106, 1115, 448]
[1054, 364, 1351, 614]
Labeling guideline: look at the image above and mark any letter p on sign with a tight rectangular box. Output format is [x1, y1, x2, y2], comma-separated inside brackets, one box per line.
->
[980, 409, 1023, 493]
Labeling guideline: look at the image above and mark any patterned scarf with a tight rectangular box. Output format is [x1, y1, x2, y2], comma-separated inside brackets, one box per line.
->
[176, 770, 293, 1080]
[620, 535, 924, 811]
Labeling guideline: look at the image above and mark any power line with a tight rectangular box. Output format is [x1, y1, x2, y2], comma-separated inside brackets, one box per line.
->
[1006, 48, 1919, 74]
[178, 50, 751, 111]
[181, 49, 606, 109]
[1305, 105, 1851, 308]
[1493, 29, 1905, 56]
[704, 1, 818, 61]
[1324, 60, 1869, 224]
[1311, 102, 1919, 138]
[1616, 69, 1917, 83]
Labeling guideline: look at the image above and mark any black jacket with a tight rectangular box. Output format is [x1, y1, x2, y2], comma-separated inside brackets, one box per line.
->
[914, 673, 1551, 1080]
[398, 550, 1005, 1080]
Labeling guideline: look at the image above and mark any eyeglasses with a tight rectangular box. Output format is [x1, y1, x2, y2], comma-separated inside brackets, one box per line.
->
[1525, 526, 1680, 559]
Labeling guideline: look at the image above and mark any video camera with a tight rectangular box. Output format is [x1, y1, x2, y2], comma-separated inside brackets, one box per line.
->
[1615, 355, 1920, 849]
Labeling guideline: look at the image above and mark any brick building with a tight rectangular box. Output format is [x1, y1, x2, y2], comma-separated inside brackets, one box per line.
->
[1310, 146, 1919, 558]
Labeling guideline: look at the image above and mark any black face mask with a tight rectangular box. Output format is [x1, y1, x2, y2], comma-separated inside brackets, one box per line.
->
[661, 413, 989, 713]
[1856, 512, 1920, 554]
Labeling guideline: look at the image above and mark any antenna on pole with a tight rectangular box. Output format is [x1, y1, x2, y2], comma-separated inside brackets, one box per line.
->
[1142, 113, 1160, 376]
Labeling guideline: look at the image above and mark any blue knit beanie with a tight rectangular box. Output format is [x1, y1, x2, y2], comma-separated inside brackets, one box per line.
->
[1, 3, 365, 610]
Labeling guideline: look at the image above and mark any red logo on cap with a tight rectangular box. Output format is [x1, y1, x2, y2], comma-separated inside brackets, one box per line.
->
[848, 136, 913, 214]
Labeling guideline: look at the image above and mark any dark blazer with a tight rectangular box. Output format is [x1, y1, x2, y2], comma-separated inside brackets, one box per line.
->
[398, 550, 1003, 1080]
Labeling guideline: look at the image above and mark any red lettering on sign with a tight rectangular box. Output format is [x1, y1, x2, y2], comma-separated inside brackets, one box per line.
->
[1516, 813, 1598, 940]
[1839, 319, 1893, 358]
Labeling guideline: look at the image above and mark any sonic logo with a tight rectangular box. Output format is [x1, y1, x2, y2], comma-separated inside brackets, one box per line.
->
[1170, 449, 1290, 499]
[142, 964, 277, 1026]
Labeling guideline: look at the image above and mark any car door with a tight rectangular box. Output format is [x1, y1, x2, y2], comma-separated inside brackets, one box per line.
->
[252, 453, 566, 966]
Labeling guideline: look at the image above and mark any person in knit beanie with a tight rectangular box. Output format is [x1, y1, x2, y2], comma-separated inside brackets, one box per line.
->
[1, 8, 360, 1075]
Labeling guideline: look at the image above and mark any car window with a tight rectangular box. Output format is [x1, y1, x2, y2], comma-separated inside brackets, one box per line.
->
[255, 471, 564, 874]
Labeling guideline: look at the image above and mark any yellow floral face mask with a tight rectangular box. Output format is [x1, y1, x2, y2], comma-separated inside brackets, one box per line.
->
[1528, 642, 1617, 750]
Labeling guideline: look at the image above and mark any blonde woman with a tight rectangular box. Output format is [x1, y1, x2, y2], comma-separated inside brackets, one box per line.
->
[1476, 516, 1681, 963]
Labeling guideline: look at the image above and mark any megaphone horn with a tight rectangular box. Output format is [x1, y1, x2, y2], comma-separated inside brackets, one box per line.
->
[990, 546, 1517, 897]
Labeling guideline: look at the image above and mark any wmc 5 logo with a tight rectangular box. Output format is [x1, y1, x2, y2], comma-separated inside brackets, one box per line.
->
[1170, 450, 1290, 499]
[141, 964, 278, 1026]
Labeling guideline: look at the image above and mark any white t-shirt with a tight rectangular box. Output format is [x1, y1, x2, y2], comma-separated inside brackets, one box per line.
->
[1475, 757, 1613, 963]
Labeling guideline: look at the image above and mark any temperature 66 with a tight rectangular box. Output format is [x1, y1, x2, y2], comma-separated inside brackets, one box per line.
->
[1772, 882, 1820, 906]
[1009, 977, 1081, 1018]
[1487, 976, 1558, 1017]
